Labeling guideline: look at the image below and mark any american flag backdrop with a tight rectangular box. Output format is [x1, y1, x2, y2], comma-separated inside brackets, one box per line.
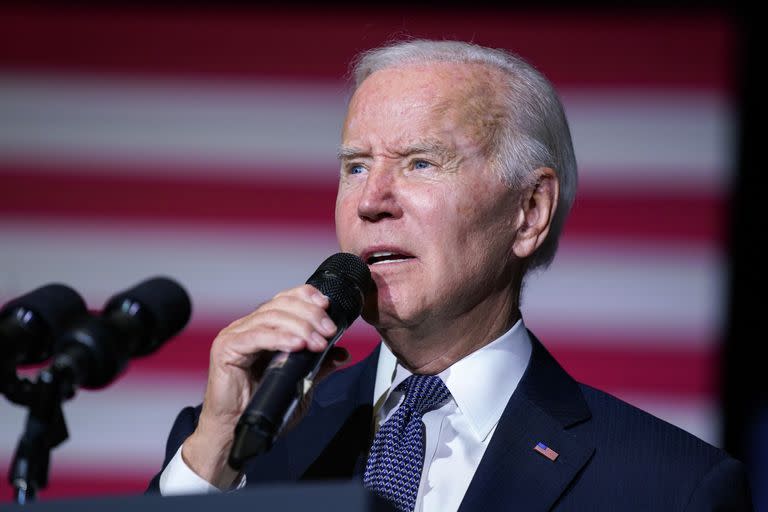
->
[0, 6, 736, 502]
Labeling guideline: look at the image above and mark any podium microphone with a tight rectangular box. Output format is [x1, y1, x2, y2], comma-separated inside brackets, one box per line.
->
[229, 252, 372, 470]
[7, 276, 191, 504]
[52, 276, 192, 390]
[1, 284, 88, 368]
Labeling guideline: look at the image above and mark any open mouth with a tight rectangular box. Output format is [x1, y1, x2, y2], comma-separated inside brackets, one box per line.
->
[365, 251, 415, 265]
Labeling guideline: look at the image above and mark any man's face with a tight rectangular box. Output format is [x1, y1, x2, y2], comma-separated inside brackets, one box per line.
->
[335, 62, 522, 332]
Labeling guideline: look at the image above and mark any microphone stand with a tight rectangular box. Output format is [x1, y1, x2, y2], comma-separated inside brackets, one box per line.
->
[4, 362, 75, 504]
[1, 276, 191, 504]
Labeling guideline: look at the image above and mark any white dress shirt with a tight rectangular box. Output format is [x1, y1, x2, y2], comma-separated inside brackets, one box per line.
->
[160, 319, 533, 511]
[372, 319, 532, 512]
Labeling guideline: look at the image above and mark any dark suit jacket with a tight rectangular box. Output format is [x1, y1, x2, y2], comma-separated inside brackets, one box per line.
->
[147, 333, 754, 510]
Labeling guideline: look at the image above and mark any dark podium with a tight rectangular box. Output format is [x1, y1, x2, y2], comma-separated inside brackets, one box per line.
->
[0, 482, 394, 512]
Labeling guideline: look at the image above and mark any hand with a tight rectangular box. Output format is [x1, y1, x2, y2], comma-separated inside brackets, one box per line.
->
[181, 284, 348, 488]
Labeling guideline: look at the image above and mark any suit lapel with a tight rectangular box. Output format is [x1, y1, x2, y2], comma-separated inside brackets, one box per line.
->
[288, 345, 380, 479]
[459, 333, 595, 512]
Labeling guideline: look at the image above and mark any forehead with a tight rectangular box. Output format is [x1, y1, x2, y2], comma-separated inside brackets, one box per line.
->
[342, 62, 504, 149]
[354, 60, 501, 100]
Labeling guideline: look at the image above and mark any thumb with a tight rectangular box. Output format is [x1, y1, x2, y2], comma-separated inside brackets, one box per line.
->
[315, 346, 351, 382]
[283, 346, 351, 431]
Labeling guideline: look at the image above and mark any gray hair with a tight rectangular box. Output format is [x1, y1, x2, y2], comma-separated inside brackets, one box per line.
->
[349, 39, 578, 272]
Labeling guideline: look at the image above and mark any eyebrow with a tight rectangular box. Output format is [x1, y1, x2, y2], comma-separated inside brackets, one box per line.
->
[337, 146, 367, 161]
[337, 140, 454, 161]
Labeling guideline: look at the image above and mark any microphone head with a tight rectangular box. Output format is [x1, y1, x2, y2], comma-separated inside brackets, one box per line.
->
[50, 277, 191, 390]
[306, 252, 372, 330]
[0, 283, 88, 364]
[103, 276, 192, 357]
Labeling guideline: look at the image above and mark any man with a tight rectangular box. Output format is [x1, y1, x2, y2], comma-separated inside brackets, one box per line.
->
[147, 39, 754, 510]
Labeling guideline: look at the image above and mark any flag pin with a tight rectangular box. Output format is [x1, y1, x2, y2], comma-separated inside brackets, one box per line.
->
[533, 441, 559, 461]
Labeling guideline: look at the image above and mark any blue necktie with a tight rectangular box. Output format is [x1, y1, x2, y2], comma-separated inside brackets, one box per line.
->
[363, 374, 451, 511]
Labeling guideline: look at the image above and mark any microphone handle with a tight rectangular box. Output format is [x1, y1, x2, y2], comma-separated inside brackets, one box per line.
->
[229, 329, 344, 470]
[228, 252, 370, 470]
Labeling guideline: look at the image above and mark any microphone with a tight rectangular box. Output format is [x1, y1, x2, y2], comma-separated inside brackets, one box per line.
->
[1, 284, 88, 367]
[51, 276, 192, 390]
[229, 252, 372, 470]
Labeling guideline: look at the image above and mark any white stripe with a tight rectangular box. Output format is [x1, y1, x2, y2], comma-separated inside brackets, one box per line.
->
[561, 89, 734, 189]
[0, 220, 339, 323]
[0, 373, 206, 473]
[523, 239, 725, 343]
[0, 374, 719, 474]
[0, 220, 723, 345]
[0, 73, 347, 181]
[0, 73, 732, 188]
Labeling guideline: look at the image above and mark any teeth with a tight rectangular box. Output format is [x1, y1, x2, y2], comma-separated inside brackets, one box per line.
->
[372, 258, 408, 265]
[366, 251, 411, 265]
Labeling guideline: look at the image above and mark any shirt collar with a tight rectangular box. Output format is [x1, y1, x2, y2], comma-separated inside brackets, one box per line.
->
[372, 318, 533, 441]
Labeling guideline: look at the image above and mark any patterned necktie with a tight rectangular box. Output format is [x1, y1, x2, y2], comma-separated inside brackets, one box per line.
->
[363, 374, 451, 511]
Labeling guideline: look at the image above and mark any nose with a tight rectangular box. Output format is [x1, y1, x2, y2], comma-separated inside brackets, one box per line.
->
[357, 166, 403, 222]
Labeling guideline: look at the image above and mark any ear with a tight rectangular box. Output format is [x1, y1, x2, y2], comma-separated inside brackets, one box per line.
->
[512, 167, 559, 259]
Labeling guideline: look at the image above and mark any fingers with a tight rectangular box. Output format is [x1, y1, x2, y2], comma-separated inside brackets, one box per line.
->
[212, 284, 338, 369]
[233, 303, 334, 348]
[202, 283, 341, 419]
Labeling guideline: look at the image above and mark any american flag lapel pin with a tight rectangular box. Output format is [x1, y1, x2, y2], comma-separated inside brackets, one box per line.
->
[533, 441, 559, 461]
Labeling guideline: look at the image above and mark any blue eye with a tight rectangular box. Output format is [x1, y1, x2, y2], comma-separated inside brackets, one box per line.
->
[413, 160, 432, 170]
[348, 164, 366, 175]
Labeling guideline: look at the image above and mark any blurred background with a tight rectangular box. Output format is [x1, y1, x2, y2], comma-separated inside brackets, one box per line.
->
[0, 2, 763, 507]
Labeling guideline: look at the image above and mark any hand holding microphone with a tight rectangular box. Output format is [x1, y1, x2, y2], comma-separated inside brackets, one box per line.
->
[182, 253, 371, 487]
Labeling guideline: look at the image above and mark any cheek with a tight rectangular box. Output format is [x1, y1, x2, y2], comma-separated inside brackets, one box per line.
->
[454, 186, 517, 254]
[451, 186, 495, 236]
[335, 177, 365, 216]
[460, 179, 493, 214]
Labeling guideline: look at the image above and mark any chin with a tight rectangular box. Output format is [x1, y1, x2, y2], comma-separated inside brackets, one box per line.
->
[365, 301, 425, 334]
[361, 278, 426, 328]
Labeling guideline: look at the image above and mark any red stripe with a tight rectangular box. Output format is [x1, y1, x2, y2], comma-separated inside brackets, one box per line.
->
[550, 344, 718, 398]
[0, 466, 151, 502]
[569, 187, 726, 245]
[0, 7, 734, 91]
[0, 170, 725, 244]
[118, 325, 717, 398]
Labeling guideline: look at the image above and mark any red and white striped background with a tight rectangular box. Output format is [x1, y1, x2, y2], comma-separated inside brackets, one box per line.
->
[0, 6, 735, 502]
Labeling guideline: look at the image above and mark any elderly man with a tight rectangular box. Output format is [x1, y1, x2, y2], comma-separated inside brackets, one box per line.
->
[148, 40, 753, 510]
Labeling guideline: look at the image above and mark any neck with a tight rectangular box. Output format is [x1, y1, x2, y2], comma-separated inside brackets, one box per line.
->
[379, 290, 521, 374]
